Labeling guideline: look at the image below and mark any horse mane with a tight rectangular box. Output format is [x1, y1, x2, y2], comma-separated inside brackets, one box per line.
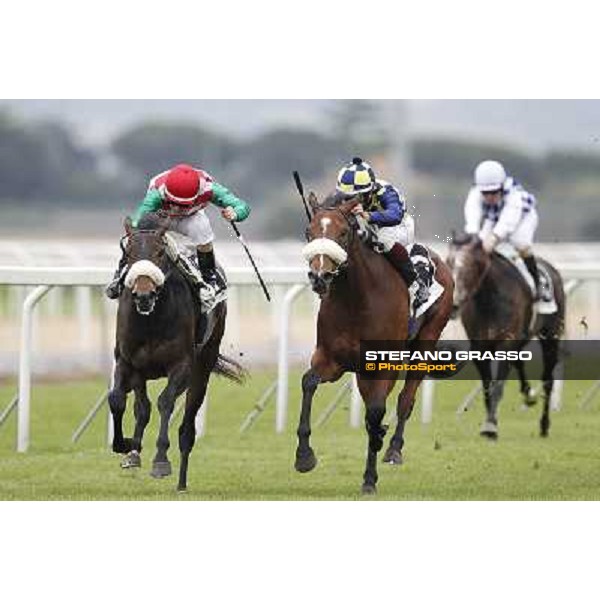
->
[321, 191, 349, 209]
[137, 212, 170, 231]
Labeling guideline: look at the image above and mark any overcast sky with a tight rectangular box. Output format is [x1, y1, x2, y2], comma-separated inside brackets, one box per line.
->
[2, 99, 600, 153]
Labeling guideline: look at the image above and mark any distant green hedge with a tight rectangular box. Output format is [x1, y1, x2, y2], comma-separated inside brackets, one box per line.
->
[411, 138, 542, 188]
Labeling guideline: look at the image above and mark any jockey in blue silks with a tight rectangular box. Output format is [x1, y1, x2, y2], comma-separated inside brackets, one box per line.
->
[335, 157, 430, 308]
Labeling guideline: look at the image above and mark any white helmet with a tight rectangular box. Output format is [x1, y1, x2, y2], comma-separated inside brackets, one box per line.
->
[474, 160, 507, 192]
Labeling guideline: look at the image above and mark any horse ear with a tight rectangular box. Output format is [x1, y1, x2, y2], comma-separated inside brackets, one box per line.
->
[308, 191, 319, 214]
[124, 216, 133, 235]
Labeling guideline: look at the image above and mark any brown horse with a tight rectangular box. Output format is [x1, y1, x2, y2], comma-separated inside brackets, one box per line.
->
[108, 213, 244, 491]
[447, 233, 565, 438]
[295, 196, 454, 494]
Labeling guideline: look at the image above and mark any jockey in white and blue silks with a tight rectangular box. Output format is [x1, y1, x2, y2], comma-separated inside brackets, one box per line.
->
[464, 160, 541, 298]
[335, 157, 430, 308]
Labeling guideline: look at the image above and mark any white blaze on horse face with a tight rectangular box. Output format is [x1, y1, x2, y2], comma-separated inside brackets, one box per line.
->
[318, 218, 330, 273]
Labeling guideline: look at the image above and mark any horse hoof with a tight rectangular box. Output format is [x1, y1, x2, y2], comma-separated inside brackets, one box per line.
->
[151, 461, 172, 478]
[177, 486, 188, 493]
[361, 483, 377, 495]
[480, 422, 498, 440]
[540, 429, 549, 438]
[295, 449, 317, 473]
[382, 448, 403, 465]
[121, 450, 141, 469]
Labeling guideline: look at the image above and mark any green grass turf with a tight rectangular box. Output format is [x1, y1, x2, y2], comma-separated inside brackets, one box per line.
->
[0, 371, 599, 500]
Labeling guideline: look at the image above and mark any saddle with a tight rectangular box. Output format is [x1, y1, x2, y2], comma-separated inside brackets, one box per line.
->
[495, 243, 557, 315]
[407, 244, 445, 319]
[360, 227, 444, 320]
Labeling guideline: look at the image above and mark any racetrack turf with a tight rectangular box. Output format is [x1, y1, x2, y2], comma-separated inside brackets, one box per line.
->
[1, 372, 599, 500]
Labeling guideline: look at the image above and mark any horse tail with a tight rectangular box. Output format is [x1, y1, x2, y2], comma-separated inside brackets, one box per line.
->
[212, 353, 247, 385]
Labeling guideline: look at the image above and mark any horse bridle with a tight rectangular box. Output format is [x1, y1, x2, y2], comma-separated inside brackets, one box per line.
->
[306, 206, 359, 279]
[121, 230, 175, 283]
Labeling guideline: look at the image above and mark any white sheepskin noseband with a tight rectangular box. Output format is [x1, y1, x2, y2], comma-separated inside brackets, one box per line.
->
[302, 238, 348, 265]
[124, 260, 165, 289]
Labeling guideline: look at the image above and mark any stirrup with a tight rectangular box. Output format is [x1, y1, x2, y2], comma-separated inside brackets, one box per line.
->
[105, 269, 126, 299]
[105, 280, 122, 300]
[199, 282, 217, 305]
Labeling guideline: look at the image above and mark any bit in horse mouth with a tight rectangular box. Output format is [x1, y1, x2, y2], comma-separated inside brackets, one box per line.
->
[135, 300, 155, 315]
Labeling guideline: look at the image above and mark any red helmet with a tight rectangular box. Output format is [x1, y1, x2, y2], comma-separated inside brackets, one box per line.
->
[164, 164, 203, 204]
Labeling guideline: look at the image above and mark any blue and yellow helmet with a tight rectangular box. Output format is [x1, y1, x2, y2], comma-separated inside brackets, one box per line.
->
[336, 157, 376, 197]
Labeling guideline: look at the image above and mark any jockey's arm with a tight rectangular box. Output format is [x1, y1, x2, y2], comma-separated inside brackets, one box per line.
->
[492, 191, 522, 240]
[464, 188, 483, 234]
[211, 183, 251, 222]
[131, 189, 163, 227]
[367, 186, 405, 226]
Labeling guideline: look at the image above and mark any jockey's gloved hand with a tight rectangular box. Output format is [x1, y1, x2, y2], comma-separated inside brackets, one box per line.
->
[221, 207, 237, 221]
[358, 224, 377, 247]
[482, 233, 499, 254]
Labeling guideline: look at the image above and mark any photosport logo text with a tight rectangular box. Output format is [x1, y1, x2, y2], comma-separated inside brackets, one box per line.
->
[358, 340, 600, 381]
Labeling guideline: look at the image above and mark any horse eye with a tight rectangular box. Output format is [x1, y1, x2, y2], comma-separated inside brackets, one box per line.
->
[305, 228, 312, 241]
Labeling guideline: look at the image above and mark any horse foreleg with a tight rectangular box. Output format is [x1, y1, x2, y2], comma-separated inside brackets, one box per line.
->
[177, 345, 220, 491]
[108, 360, 133, 454]
[540, 337, 559, 437]
[132, 381, 151, 452]
[358, 378, 393, 495]
[294, 368, 321, 473]
[151, 362, 190, 479]
[176, 374, 210, 492]
[481, 360, 510, 439]
[474, 359, 498, 439]
[121, 380, 151, 469]
[513, 360, 536, 406]
[384, 375, 422, 465]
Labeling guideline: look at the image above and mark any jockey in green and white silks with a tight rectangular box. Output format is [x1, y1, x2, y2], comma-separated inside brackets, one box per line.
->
[464, 160, 541, 298]
[335, 157, 430, 309]
[106, 163, 250, 301]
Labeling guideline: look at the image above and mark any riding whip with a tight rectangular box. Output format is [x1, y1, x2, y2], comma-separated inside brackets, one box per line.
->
[293, 171, 312, 222]
[230, 222, 271, 302]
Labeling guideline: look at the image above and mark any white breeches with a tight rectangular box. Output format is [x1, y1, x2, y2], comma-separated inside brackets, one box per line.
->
[372, 215, 415, 252]
[170, 210, 215, 246]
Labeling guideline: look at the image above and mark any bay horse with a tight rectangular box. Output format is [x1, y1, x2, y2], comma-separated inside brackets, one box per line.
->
[296, 195, 454, 494]
[447, 233, 565, 439]
[108, 213, 244, 491]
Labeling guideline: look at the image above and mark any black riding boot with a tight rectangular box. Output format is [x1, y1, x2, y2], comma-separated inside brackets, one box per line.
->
[385, 243, 417, 286]
[523, 255, 541, 300]
[105, 252, 128, 300]
[385, 243, 430, 309]
[197, 249, 222, 293]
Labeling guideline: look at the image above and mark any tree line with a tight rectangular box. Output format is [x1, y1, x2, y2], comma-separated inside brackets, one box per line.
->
[1, 106, 599, 240]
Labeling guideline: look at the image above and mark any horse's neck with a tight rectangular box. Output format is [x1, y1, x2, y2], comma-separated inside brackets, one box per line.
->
[125, 272, 191, 330]
[474, 256, 523, 319]
[329, 238, 391, 309]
